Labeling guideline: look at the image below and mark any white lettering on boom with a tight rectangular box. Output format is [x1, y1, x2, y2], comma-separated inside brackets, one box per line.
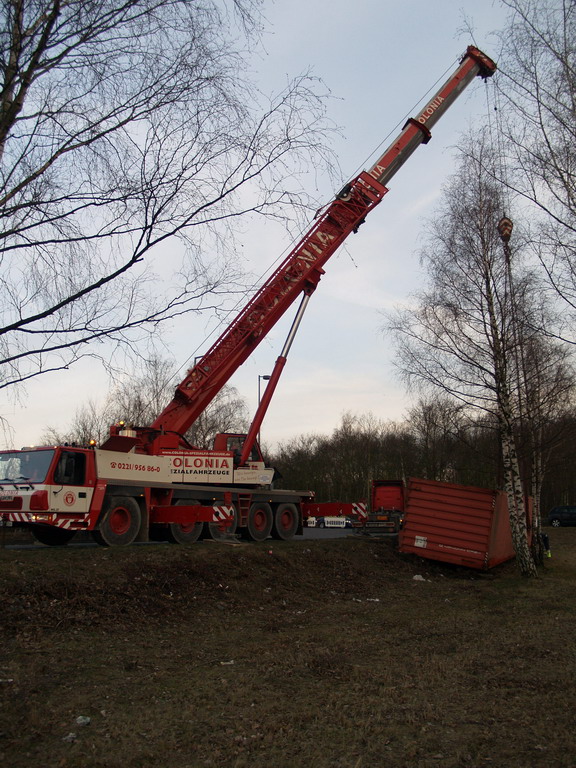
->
[417, 95, 445, 124]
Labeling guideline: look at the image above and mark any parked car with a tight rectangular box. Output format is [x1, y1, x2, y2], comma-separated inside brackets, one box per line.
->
[547, 506, 576, 527]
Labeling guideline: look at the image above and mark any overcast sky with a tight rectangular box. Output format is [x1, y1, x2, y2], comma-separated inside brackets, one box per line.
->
[5, 0, 509, 450]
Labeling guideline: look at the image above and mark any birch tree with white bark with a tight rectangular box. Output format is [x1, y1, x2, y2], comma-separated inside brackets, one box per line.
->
[495, 0, 576, 328]
[388, 139, 571, 576]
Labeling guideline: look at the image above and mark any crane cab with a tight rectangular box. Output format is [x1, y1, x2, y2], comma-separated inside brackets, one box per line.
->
[212, 433, 264, 465]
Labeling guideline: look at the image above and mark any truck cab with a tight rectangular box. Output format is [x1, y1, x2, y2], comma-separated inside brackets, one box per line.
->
[0, 446, 96, 543]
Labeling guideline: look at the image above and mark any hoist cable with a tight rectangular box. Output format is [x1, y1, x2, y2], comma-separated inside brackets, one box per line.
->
[485, 74, 512, 217]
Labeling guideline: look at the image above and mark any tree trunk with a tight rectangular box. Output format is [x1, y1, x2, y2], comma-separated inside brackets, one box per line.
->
[501, 426, 537, 577]
[530, 446, 545, 564]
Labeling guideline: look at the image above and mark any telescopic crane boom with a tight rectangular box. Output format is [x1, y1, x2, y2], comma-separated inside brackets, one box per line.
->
[142, 46, 496, 451]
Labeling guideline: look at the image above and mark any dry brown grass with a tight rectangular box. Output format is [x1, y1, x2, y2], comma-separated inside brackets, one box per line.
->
[0, 528, 575, 767]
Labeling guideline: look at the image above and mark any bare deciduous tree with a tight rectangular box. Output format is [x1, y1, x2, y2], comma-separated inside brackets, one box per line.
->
[185, 386, 249, 449]
[42, 399, 113, 447]
[271, 412, 420, 503]
[0, 0, 333, 396]
[41, 355, 249, 448]
[407, 396, 466, 482]
[387, 139, 569, 576]
[495, 0, 576, 322]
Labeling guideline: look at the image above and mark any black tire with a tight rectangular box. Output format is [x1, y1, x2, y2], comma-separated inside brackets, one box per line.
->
[550, 518, 562, 528]
[243, 502, 273, 542]
[271, 503, 299, 541]
[206, 503, 238, 541]
[31, 525, 76, 547]
[166, 499, 204, 544]
[317, 520, 325, 529]
[93, 496, 141, 547]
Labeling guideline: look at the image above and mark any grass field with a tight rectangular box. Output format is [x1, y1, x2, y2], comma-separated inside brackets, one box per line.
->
[1, 527, 575, 768]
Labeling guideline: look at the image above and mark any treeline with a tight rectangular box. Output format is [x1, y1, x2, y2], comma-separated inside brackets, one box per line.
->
[269, 402, 576, 514]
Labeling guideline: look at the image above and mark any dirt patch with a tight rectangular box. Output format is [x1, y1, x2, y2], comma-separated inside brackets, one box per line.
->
[0, 530, 574, 767]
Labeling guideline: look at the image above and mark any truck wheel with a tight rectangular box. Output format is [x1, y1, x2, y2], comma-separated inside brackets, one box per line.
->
[31, 525, 76, 547]
[167, 521, 204, 544]
[166, 500, 204, 544]
[271, 503, 299, 541]
[207, 504, 238, 541]
[93, 496, 141, 547]
[244, 502, 273, 542]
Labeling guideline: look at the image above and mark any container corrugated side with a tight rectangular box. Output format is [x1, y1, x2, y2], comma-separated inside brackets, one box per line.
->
[398, 478, 515, 570]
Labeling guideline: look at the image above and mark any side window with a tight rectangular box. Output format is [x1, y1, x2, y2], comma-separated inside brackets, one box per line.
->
[225, 437, 260, 463]
[227, 437, 242, 454]
[54, 452, 86, 485]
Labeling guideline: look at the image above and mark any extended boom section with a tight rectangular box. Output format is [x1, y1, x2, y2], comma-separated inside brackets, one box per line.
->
[367, 46, 496, 188]
[150, 46, 496, 444]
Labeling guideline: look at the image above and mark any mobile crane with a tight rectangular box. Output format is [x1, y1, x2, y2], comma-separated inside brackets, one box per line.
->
[0, 47, 496, 547]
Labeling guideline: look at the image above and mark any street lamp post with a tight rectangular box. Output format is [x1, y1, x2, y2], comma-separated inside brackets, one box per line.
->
[257, 374, 271, 444]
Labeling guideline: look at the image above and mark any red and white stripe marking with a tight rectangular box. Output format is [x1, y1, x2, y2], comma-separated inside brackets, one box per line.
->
[2, 512, 90, 529]
[212, 505, 234, 523]
[353, 502, 368, 520]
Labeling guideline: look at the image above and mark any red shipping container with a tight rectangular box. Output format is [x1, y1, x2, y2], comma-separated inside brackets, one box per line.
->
[398, 478, 525, 570]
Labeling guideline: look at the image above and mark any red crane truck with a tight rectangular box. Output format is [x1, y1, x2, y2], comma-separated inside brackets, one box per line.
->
[0, 47, 496, 547]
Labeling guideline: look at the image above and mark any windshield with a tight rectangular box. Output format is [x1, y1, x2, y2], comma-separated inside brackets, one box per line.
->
[0, 450, 55, 484]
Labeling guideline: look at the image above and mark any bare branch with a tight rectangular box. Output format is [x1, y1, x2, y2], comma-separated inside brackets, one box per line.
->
[0, 0, 335, 399]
